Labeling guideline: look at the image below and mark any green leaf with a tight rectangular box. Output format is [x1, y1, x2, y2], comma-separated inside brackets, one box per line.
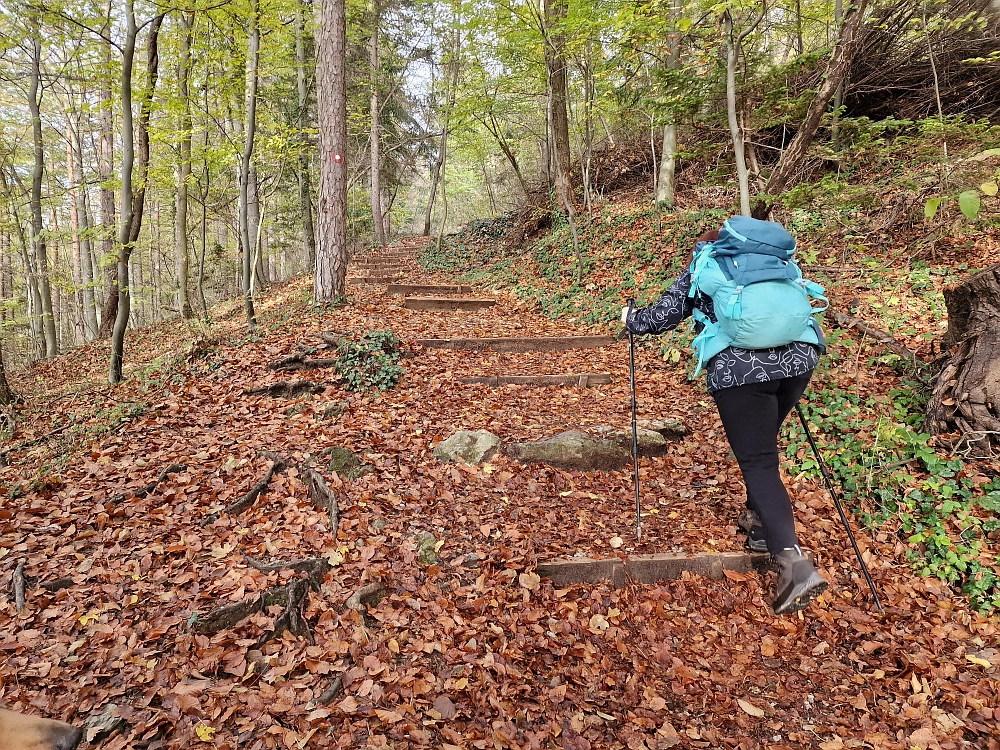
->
[924, 197, 942, 219]
[959, 190, 982, 220]
[981, 182, 998, 197]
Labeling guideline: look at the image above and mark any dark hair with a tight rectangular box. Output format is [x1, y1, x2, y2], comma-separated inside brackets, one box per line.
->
[695, 228, 720, 245]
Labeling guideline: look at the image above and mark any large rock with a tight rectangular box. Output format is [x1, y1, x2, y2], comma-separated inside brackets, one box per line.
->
[504, 430, 630, 471]
[591, 425, 668, 457]
[413, 532, 438, 566]
[638, 417, 688, 441]
[327, 447, 369, 479]
[433, 430, 502, 465]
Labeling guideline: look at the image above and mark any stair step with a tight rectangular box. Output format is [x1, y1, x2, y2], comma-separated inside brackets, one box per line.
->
[459, 374, 611, 387]
[386, 284, 473, 296]
[403, 297, 497, 311]
[415, 335, 616, 352]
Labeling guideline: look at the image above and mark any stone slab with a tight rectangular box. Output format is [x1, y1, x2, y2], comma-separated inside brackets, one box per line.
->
[459, 374, 611, 387]
[416, 335, 617, 352]
[537, 552, 773, 588]
[403, 297, 497, 311]
[386, 284, 473, 296]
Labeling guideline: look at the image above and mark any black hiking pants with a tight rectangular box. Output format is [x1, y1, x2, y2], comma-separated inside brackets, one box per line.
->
[711, 373, 812, 554]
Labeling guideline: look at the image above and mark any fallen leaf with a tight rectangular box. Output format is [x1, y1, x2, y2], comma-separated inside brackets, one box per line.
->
[195, 724, 216, 742]
[737, 699, 765, 717]
[433, 695, 457, 719]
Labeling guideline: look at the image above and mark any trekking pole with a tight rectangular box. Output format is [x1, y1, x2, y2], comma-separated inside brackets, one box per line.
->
[618, 299, 641, 541]
[795, 403, 884, 613]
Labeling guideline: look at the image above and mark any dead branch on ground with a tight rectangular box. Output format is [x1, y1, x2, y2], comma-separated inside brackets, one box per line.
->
[245, 381, 326, 398]
[829, 311, 924, 364]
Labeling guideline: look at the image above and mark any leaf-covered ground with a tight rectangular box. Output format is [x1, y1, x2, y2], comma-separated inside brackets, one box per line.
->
[2, 239, 999, 750]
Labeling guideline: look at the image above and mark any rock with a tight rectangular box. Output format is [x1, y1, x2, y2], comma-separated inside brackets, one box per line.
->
[638, 417, 688, 441]
[461, 552, 480, 569]
[322, 402, 345, 420]
[414, 532, 438, 566]
[591, 425, 668, 457]
[371, 518, 387, 531]
[433, 429, 502, 465]
[504, 430, 630, 471]
[327, 447, 369, 479]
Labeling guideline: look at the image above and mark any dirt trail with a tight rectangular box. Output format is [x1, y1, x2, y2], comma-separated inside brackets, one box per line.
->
[0, 237, 996, 750]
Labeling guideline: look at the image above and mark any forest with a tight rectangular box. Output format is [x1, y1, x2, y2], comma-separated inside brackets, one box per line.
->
[2, 0, 1000, 748]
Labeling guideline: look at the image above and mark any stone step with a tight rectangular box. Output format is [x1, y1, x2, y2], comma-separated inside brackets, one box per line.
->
[386, 284, 472, 296]
[459, 374, 611, 387]
[403, 297, 497, 311]
[539, 552, 773, 588]
[416, 335, 616, 352]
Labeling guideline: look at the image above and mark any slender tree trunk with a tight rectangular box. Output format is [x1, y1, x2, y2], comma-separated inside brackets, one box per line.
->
[176, 11, 194, 318]
[315, 0, 349, 302]
[28, 26, 57, 357]
[111, 10, 163, 383]
[69, 117, 98, 338]
[795, 0, 804, 54]
[724, 10, 751, 217]
[67, 124, 85, 344]
[110, 5, 139, 383]
[99, 38, 117, 337]
[239, 0, 260, 323]
[751, 0, 868, 219]
[434, 32, 461, 251]
[296, 3, 317, 267]
[369, 4, 386, 247]
[656, 0, 683, 206]
[543, 0, 572, 205]
[0, 340, 15, 405]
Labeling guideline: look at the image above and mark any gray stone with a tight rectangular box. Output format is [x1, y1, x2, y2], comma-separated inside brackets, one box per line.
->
[504, 429, 630, 471]
[327, 447, 369, 479]
[592, 425, 668, 457]
[414, 532, 438, 566]
[461, 552, 480, 569]
[638, 417, 688, 440]
[433, 429, 502, 465]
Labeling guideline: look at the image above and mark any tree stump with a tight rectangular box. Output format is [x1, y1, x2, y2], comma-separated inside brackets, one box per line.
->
[927, 263, 1000, 455]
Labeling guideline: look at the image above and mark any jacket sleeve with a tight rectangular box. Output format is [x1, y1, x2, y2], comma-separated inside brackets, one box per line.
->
[625, 270, 695, 335]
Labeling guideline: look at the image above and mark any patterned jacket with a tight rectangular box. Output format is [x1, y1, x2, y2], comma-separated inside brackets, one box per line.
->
[625, 261, 822, 393]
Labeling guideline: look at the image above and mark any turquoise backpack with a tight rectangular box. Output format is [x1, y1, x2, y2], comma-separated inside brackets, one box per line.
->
[688, 216, 827, 375]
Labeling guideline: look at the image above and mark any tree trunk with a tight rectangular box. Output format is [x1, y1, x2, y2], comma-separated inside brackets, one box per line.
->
[111, 10, 163, 384]
[656, 0, 682, 206]
[28, 26, 57, 357]
[369, 4, 386, 247]
[751, 0, 868, 219]
[175, 11, 194, 319]
[99, 38, 117, 338]
[0, 339, 15, 406]
[434, 32, 461, 252]
[315, 0, 349, 302]
[724, 10, 751, 217]
[296, 3, 317, 268]
[239, 0, 260, 323]
[543, 0, 572, 206]
[70, 116, 99, 338]
[927, 264, 1000, 455]
[67, 124, 85, 345]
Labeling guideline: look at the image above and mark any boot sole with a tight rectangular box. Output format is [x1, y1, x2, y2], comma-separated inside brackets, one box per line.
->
[772, 573, 828, 615]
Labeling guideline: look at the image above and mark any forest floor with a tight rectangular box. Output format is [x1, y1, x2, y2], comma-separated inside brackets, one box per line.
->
[2, 221, 999, 750]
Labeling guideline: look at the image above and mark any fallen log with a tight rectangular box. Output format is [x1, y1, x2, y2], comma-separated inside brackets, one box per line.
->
[828, 311, 923, 363]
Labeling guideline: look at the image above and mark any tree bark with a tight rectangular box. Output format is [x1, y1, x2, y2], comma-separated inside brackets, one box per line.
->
[99, 35, 117, 338]
[369, 4, 386, 247]
[111, 10, 163, 383]
[543, 0, 572, 206]
[28, 23, 57, 357]
[656, 0, 682, 206]
[69, 116, 99, 339]
[175, 11, 194, 319]
[239, 0, 261, 323]
[927, 264, 1000, 455]
[315, 0, 349, 302]
[296, 3, 317, 268]
[723, 6, 766, 217]
[750, 0, 868, 219]
[0, 339, 15, 405]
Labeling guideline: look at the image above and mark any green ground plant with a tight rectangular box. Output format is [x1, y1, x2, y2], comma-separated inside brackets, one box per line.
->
[336, 330, 404, 392]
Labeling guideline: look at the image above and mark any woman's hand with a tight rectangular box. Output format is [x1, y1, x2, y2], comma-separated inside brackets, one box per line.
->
[621, 306, 630, 324]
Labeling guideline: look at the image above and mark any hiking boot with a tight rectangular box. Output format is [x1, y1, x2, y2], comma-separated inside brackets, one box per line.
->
[772, 546, 828, 615]
[736, 509, 768, 553]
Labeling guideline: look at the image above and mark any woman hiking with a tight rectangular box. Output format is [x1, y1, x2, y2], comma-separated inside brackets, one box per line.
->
[620, 217, 829, 615]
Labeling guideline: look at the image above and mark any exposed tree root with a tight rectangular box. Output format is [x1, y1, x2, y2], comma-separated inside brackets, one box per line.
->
[192, 557, 330, 645]
[202, 458, 286, 526]
[245, 381, 326, 398]
[345, 582, 386, 612]
[303, 468, 340, 533]
[268, 354, 340, 373]
[318, 331, 350, 348]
